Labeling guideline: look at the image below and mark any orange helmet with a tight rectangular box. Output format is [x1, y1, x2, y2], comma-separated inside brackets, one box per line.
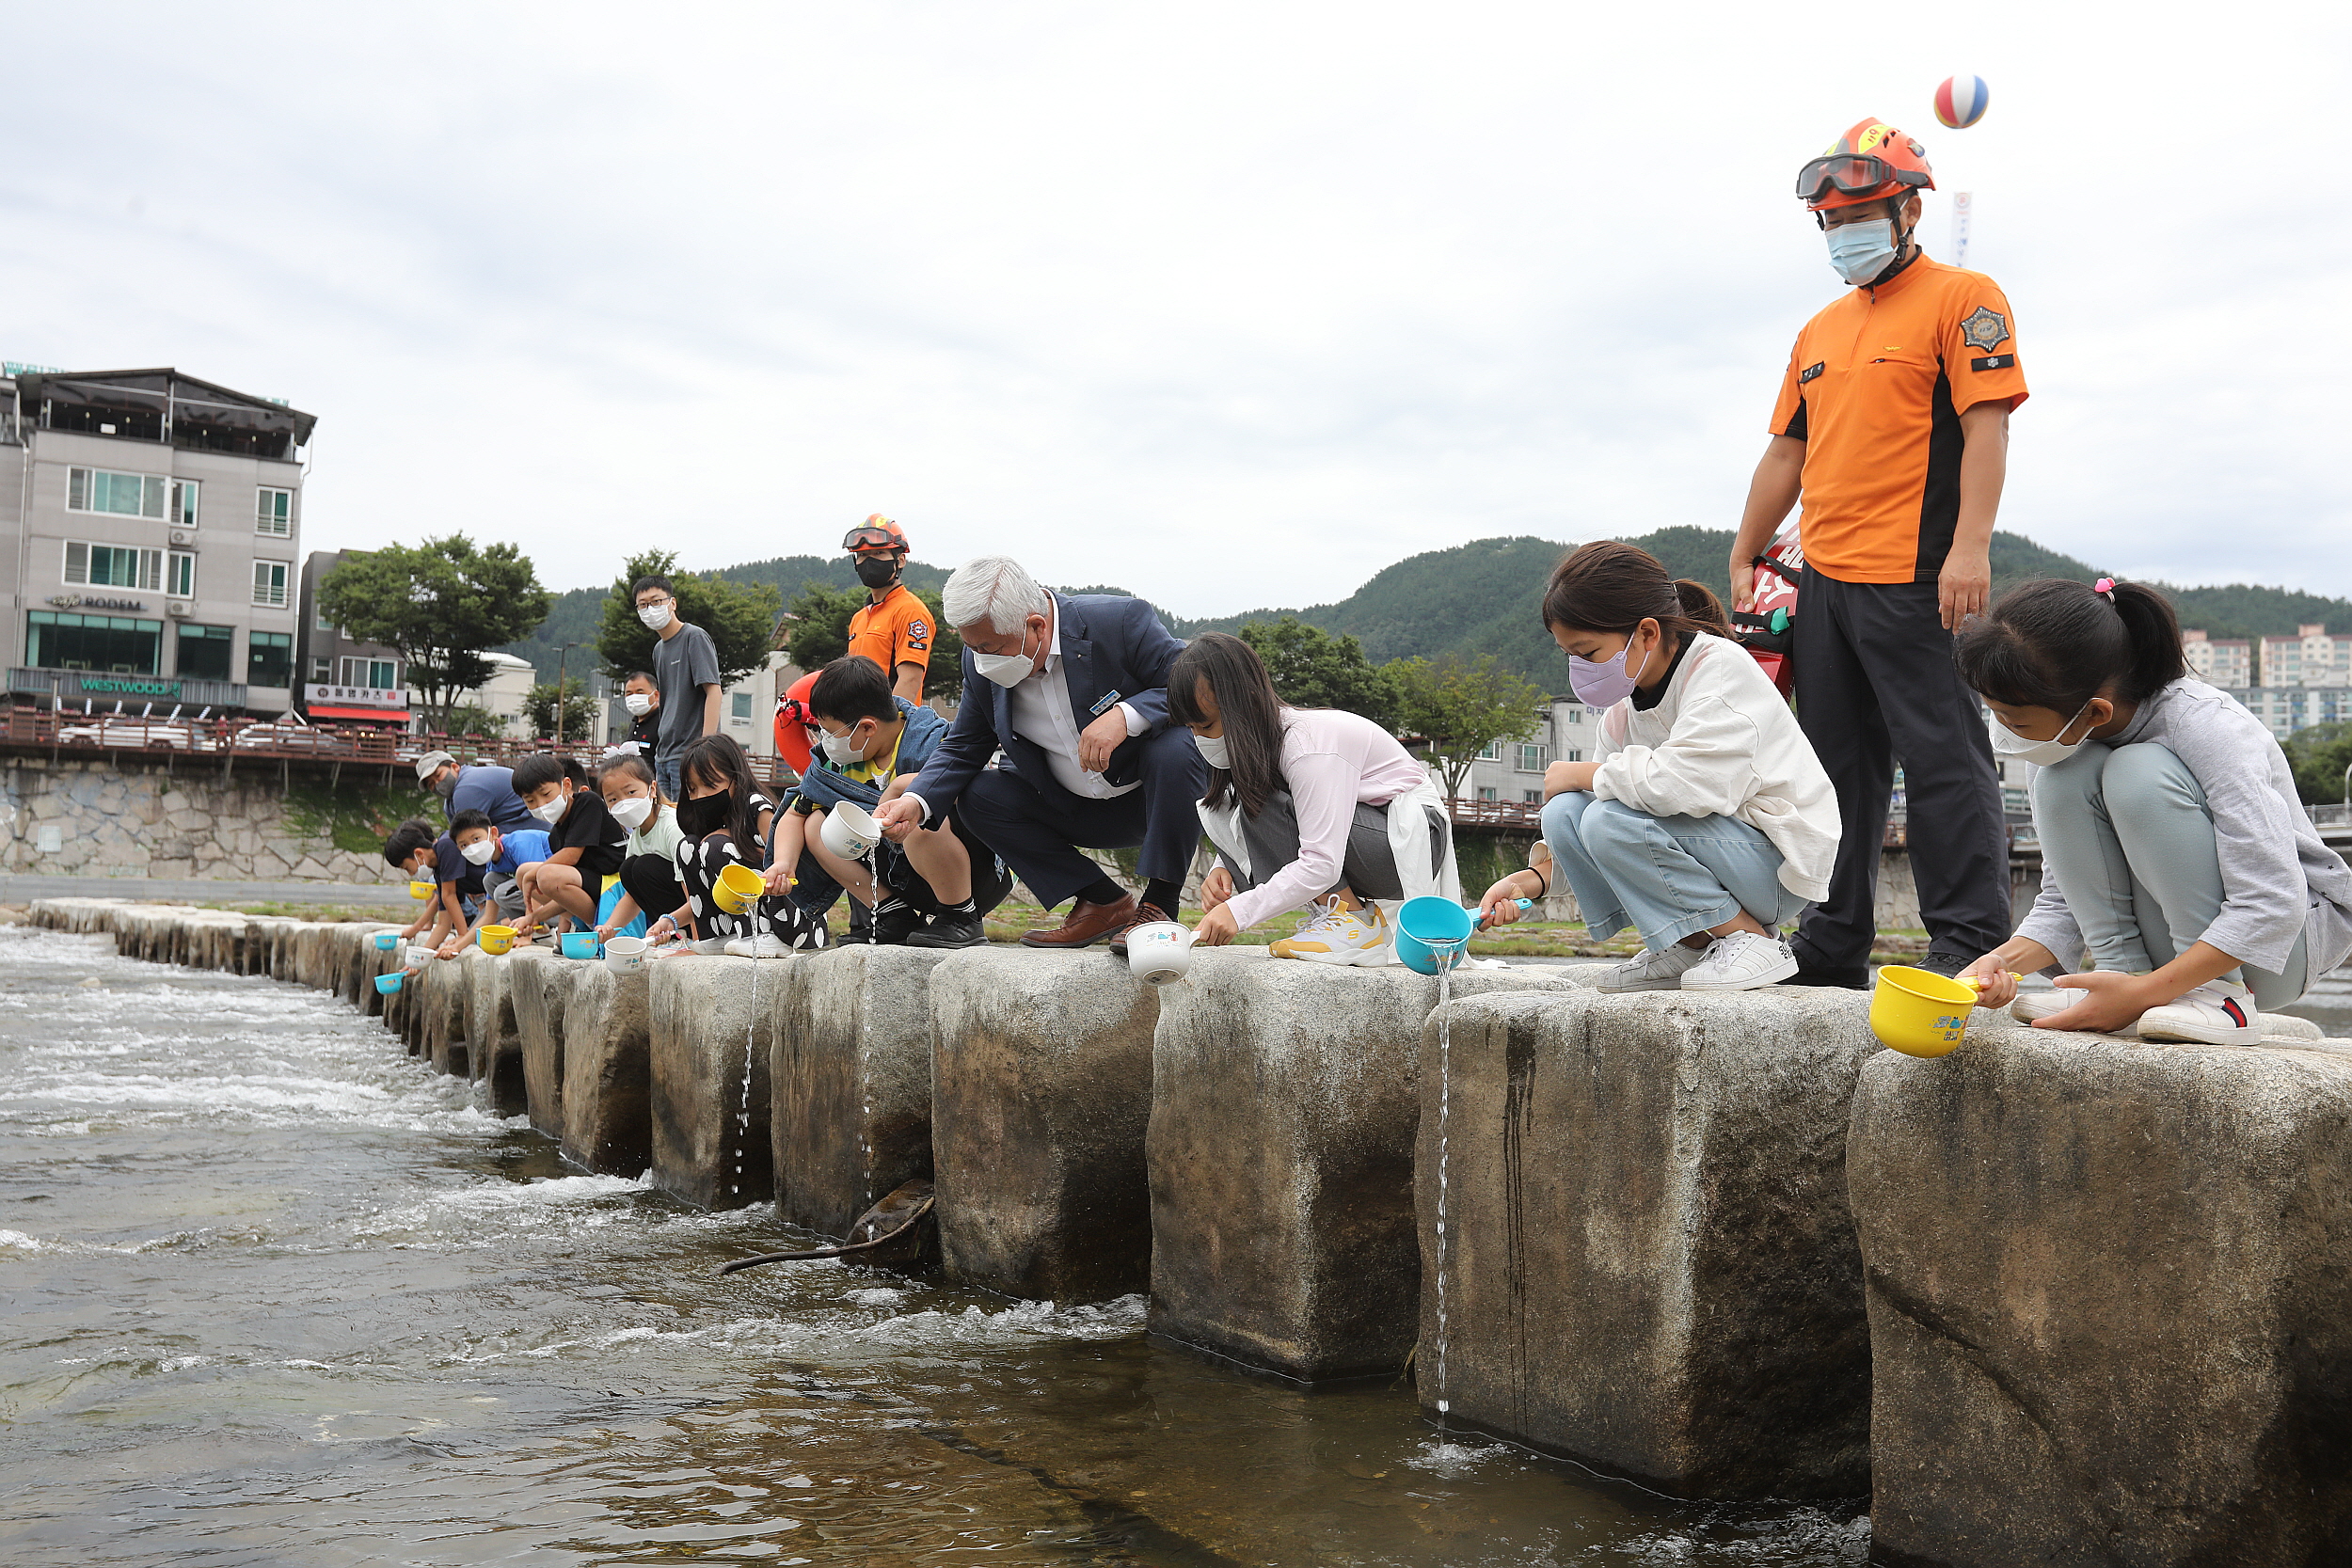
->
[842, 515, 908, 556]
[773, 671, 819, 774]
[1797, 119, 1935, 212]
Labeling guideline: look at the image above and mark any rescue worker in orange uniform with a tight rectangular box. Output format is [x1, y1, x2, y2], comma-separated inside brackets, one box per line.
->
[843, 516, 932, 705]
[1728, 119, 2028, 988]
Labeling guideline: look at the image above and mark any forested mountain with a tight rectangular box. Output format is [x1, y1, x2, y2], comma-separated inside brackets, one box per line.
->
[506, 531, 2351, 685]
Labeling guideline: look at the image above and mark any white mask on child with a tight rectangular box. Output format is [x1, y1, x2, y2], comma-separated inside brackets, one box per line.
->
[819, 725, 865, 767]
[460, 838, 497, 865]
[1194, 732, 1231, 768]
[1991, 701, 2097, 768]
[609, 795, 653, 832]
[530, 798, 567, 827]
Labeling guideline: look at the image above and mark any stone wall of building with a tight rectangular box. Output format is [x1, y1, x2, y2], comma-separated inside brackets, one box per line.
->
[0, 758, 402, 882]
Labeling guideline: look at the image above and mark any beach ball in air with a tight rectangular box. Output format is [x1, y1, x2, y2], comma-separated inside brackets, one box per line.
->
[1934, 74, 1989, 129]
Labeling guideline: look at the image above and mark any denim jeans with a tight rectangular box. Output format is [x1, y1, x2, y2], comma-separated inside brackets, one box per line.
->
[2033, 742, 2309, 1007]
[655, 752, 684, 804]
[1542, 792, 1809, 953]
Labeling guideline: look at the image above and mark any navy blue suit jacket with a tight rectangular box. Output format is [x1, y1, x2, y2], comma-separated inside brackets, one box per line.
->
[909, 593, 1186, 814]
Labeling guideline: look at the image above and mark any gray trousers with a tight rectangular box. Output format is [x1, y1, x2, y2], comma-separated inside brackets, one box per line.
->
[1230, 791, 1448, 904]
[2035, 742, 2310, 1007]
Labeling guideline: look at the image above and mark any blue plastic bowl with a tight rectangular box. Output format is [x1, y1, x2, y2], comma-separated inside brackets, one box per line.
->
[558, 931, 601, 960]
[374, 972, 405, 995]
[373, 931, 400, 951]
[1395, 896, 1476, 976]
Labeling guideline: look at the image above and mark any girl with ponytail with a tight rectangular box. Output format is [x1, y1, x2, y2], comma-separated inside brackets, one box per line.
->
[1953, 577, 2352, 1042]
[1477, 541, 1840, 992]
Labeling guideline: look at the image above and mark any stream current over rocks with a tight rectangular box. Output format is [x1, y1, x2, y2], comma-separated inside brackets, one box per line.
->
[1, 923, 1870, 1565]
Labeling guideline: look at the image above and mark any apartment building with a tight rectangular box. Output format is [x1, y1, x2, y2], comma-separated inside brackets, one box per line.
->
[2182, 628, 2252, 689]
[295, 549, 410, 729]
[1455, 697, 1607, 803]
[2226, 684, 2352, 743]
[2256, 624, 2352, 689]
[0, 365, 313, 717]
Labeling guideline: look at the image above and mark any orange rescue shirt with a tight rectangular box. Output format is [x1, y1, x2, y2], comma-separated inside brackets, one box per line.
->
[846, 583, 931, 685]
[1769, 253, 2029, 584]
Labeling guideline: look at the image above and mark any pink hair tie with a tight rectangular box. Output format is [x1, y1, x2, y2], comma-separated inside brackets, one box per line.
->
[2092, 577, 2116, 598]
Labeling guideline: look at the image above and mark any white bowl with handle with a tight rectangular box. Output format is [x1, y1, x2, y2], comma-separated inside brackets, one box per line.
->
[1124, 920, 1194, 985]
[819, 800, 884, 862]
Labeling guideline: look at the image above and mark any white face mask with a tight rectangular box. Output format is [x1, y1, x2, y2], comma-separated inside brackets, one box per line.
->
[637, 603, 673, 632]
[819, 724, 865, 767]
[609, 795, 653, 832]
[971, 626, 1040, 689]
[459, 837, 497, 866]
[530, 796, 567, 827]
[623, 692, 653, 716]
[1991, 701, 2097, 768]
[1194, 732, 1231, 768]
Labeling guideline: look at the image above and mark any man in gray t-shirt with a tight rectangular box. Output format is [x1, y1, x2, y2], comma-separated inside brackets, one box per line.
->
[634, 573, 721, 800]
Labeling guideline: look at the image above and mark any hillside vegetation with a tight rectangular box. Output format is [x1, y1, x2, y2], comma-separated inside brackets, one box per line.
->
[505, 531, 2350, 686]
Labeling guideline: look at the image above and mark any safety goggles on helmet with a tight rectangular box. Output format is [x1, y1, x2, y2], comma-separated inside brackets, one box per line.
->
[1795, 153, 1932, 205]
[842, 525, 902, 553]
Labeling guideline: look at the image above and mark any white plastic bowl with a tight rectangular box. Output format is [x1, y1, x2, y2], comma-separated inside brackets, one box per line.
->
[819, 800, 884, 862]
[405, 944, 438, 968]
[1124, 920, 1194, 985]
[603, 935, 648, 974]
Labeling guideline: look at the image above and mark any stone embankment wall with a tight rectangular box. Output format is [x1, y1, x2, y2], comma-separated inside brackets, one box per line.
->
[29, 895, 2352, 1568]
[0, 757, 422, 882]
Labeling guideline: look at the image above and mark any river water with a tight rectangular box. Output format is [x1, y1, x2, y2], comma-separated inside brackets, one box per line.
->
[0, 923, 1879, 1566]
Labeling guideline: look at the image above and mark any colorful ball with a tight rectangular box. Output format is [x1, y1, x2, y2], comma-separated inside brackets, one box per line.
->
[1934, 74, 1989, 130]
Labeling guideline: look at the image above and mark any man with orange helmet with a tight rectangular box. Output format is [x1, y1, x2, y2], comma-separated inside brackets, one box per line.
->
[1727, 119, 2028, 989]
[843, 515, 931, 705]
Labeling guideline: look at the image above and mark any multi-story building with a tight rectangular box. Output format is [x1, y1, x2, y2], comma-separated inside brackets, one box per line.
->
[2182, 628, 2253, 689]
[2257, 624, 2352, 689]
[0, 365, 313, 717]
[2227, 685, 2352, 742]
[1454, 697, 1606, 803]
[295, 549, 410, 731]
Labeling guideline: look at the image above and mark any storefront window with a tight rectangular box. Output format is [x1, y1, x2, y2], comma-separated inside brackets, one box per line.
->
[26, 611, 163, 675]
[176, 624, 235, 683]
[247, 631, 294, 689]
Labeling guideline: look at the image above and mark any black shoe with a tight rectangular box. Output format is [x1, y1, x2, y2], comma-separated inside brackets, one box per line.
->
[1917, 951, 1973, 979]
[871, 901, 924, 946]
[1785, 965, 1869, 990]
[907, 909, 988, 949]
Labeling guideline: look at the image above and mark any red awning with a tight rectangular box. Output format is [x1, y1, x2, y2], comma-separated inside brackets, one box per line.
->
[308, 705, 411, 722]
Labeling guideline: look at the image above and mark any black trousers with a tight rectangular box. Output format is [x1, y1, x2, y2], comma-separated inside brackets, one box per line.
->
[1791, 568, 2012, 977]
[619, 853, 686, 923]
[957, 727, 1207, 909]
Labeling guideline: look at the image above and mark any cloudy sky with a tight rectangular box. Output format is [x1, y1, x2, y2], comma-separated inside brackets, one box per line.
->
[4, 4, 2345, 617]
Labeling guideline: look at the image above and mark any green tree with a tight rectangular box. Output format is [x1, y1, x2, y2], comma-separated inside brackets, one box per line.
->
[525, 678, 598, 742]
[443, 701, 507, 739]
[1235, 617, 1401, 726]
[1390, 654, 1548, 800]
[594, 550, 783, 688]
[317, 536, 552, 727]
[782, 580, 964, 705]
[2283, 721, 2352, 808]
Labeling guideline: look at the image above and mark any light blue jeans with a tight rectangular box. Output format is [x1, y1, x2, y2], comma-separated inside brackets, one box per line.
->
[1542, 792, 1810, 954]
[2033, 742, 2309, 1007]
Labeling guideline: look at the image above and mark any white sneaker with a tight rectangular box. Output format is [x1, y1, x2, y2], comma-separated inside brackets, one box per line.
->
[2010, 987, 2085, 1024]
[1680, 931, 1799, 991]
[1271, 897, 1392, 966]
[723, 937, 759, 958]
[1596, 941, 1708, 992]
[2137, 980, 2263, 1045]
[693, 937, 730, 956]
[739, 933, 793, 958]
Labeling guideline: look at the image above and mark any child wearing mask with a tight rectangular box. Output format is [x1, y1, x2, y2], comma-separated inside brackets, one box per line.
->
[1953, 578, 2352, 1043]
[383, 817, 480, 953]
[510, 754, 628, 934]
[1477, 541, 1841, 992]
[437, 810, 553, 955]
[766, 655, 1009, 948]
[593, 753, 688, 941]
[651, 733, 827, 957]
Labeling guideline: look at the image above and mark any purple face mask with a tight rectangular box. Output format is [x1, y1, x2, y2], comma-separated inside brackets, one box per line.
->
[1566, 634, 1654, 708]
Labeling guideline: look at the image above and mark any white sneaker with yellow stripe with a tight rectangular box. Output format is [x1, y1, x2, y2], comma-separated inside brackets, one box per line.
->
[1270, 896, 1393, 966]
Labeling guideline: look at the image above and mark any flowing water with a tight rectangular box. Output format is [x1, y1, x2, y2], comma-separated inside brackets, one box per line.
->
[0, 923, 1869, 1566]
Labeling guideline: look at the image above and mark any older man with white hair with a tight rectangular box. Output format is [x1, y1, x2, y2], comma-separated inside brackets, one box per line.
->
[871, 556, 1205, 951]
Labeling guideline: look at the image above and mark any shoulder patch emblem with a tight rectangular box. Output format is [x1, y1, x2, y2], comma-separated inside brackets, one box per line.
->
[1960, 307, 2010, 352]
[1969, 354, 2016, 372]
[906, 619, 930, 641]
[1799, 361, 1825, 384]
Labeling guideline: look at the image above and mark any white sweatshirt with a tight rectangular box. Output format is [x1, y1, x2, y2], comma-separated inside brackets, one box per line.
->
[1591, 632, 1842, 901]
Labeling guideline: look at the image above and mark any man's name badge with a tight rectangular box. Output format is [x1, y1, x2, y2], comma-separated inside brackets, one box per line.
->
[1089, 690, 1123, 717]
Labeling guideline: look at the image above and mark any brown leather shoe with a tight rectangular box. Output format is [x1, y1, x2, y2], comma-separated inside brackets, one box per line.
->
[1019, 894, 1137, 949]
[1106, 901, 1174, 958]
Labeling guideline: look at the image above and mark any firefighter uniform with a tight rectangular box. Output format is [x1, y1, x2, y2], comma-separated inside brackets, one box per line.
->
[846, 583, 932, 690]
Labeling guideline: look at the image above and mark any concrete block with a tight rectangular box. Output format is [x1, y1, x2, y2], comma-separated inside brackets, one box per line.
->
[1149, 961, 1593, 1384]
[928, 946, 1162, 1304]
[647, 955, 784, 1210]
[560, 959, 654, 1176]
[461, 948, 526, 1115]
[771, 945, 952, 1239]
[421, 957, 469, 1077]
[1851, 1028, 2352, 1567]
[1415, 987, 1888, 1499]
[510, 948, 585, 1139]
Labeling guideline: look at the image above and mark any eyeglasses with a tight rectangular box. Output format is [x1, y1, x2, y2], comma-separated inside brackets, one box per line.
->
[1794, 153, 1931, 204]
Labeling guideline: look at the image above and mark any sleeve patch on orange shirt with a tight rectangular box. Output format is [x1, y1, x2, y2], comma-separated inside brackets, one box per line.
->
[1970, 354, 2016, 372]
[1799, 361, 1825, 384]
[1960, 308, 2010, 352]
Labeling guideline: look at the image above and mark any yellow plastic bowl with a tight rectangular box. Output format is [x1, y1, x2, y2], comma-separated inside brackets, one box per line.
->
[1870, 964, 1981, 1058]
[713, 862, 766, 915]
[408, 879, 435, 901]
[477, 924, 519, 957]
